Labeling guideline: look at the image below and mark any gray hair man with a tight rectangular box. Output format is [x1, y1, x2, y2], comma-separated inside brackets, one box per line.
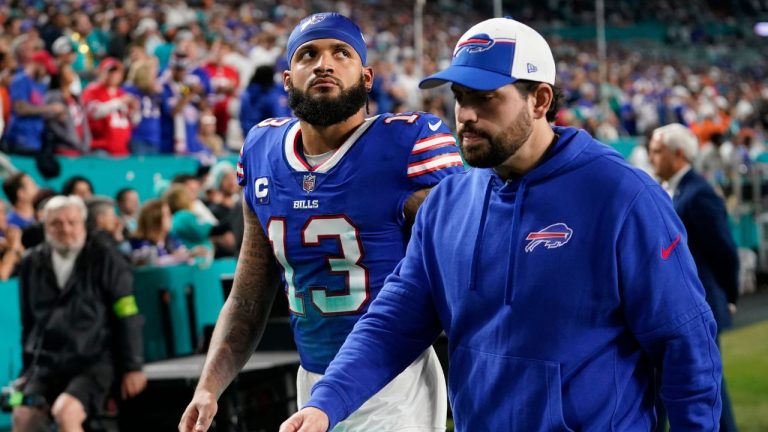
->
[649, 123, 740, 432]
[13, 195, 146, 432]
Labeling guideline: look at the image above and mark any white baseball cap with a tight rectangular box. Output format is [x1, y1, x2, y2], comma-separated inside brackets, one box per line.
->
[52, 36, 74, 56]
[419, 17, 556, 91]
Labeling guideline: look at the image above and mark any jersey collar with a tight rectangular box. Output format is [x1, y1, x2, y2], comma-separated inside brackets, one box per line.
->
[284, 116, 379, 173]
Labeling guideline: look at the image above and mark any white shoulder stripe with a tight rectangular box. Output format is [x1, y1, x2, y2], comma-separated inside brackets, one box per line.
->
[284, 122, 305, 171]
[412, 134, 456, 154]
[407, 153, 464, 177]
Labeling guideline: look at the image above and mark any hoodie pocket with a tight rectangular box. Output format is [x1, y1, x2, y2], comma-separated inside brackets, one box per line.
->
[449, 345, 574, 432]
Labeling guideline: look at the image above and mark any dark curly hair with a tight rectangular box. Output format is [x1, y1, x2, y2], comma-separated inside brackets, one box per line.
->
[513, 80, 564, 123]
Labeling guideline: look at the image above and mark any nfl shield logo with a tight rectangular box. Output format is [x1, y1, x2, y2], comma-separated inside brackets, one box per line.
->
[302, 173, 316, 193]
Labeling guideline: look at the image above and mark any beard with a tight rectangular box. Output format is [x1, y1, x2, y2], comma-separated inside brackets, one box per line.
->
[288, 75, 368, 126]
[458, 107, 533, 168]
[46, 233, 86, 257]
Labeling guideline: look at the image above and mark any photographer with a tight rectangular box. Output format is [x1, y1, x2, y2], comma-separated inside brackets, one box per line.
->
[161, 54, 210, 155]
[11, 196, 145, 431]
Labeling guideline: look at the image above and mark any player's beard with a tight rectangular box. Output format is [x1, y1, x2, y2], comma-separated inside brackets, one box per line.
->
[458, 107, 533, 168]
[288, 76, 367, 126]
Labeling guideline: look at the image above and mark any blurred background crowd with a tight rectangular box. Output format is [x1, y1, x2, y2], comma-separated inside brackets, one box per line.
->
[0, 0, 765, 273]
[0, 0, 763, 155]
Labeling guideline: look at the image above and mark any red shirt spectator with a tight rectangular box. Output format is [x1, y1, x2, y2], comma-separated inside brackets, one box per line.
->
[203, 39, 239, 137]
[1, 86, 11, 130]
[82, 58, 138, 156]
[203, 63, 238, 136]
[202, 63, 239, 95]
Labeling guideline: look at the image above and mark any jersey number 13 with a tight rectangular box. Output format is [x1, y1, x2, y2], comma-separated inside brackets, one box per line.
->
[267, 216, 370, 316]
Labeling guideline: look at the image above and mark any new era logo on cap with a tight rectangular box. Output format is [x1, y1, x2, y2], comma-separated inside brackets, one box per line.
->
[419, 17, 556, 91]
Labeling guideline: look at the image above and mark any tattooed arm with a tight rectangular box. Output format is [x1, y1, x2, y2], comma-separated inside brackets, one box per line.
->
[404, 188, 432, 228]
[179, 199, 280, 432]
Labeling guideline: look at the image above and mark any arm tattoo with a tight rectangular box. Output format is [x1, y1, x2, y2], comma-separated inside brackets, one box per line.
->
[222, 320, 253, 355]
[228, 295, 258, 315]
[404, 188, 432, 228]
[197, 198, 280, 396]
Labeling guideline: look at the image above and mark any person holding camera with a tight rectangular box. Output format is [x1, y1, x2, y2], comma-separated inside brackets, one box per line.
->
[161, 54, 210, 156]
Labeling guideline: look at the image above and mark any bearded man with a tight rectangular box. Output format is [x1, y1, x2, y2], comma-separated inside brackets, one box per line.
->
[13, 195, 145, 432]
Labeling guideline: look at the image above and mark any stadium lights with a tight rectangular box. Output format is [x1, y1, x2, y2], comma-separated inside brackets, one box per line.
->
[756, 22, 768, 37]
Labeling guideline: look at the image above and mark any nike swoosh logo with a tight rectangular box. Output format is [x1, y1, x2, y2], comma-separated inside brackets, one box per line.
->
[661, 234, 681, 260]
[428, 120, 442, 131]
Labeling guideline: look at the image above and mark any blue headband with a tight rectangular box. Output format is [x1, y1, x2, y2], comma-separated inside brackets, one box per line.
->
[286, 13, 367, 65]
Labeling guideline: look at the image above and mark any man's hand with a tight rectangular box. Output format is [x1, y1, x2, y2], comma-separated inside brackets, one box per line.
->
[46, 102, 66, 117]
[112, 218, 125, 242]
[6, 226, 23, 250]
[179, 389, 218, 432]
[120, 93, 137, 106]
[279, 407, 330, 432]
[121, 371, 147, 399]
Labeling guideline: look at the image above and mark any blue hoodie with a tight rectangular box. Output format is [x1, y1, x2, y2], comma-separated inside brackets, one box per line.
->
[305, 126, 722, 431]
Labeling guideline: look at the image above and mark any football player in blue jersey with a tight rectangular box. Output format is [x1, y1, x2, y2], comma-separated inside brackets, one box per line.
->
[179, 12, 463, 432]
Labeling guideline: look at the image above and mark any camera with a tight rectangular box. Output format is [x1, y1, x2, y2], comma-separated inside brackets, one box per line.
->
[0, 385, 23, 412]
[1, 383, 46, 412]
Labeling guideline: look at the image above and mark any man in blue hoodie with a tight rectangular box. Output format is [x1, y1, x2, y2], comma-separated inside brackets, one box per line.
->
[281, 17, 722, 432]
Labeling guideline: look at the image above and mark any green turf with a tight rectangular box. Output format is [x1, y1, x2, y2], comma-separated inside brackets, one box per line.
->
[722, 321, 768, 432]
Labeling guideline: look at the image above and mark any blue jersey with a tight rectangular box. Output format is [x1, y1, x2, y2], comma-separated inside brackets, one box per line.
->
[238, 112, 463, 373]
[160, 83, 207, 155]
[123, 85, 163, 150]
[239, 83, 291, 138]
[6, 71, 47, 151]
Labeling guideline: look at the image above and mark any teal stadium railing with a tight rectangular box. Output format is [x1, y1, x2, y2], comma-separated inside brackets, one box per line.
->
[3, 146, 757, 248]
[3, 155, 238, 204]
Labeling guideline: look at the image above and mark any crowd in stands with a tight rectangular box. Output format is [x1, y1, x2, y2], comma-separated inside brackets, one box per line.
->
[0, 0, 766, 275]
[0, 1, 763, 158]
[0, 160, 241, 281]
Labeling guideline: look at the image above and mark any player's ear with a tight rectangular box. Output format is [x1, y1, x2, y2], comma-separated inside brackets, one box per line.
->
[363, 66, 374, 92]
[283, 70, 292, 92]
[532, 83, 553, 120]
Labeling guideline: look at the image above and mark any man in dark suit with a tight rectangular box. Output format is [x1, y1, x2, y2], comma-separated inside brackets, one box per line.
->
[649, 122, 739, 432]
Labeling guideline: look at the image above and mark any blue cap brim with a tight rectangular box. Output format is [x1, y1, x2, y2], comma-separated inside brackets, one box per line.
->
[419, 65, 516, 91]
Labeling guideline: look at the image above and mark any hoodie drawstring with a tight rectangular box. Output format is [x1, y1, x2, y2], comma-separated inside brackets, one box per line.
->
[468, 176, 494, 292]
[503, 179, 527, 305]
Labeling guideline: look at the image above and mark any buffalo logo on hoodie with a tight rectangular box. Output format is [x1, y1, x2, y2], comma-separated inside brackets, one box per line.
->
[524, 223, 573, 253]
